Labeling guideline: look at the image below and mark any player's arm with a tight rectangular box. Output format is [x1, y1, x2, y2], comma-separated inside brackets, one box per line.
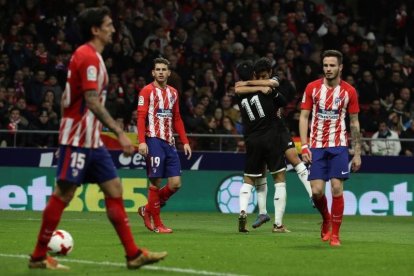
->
[172, 96, 192, 159]
[85, 90, 134, 155]
[235, 78, 279, 88]
[137, 90, 150, 156]
[299, 109, 311, 163]
[273, 90, 287, 107]
[349, 113, 362, 171]
[85, 90, 123, 135]
[235, 85, 272, 95]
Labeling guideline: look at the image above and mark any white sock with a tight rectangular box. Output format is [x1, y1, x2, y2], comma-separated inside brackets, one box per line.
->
[295, 162, 312, 197]
[274, 182, 286, 226]
[255, 177, 267, 215]
[239, 183, 253, 213]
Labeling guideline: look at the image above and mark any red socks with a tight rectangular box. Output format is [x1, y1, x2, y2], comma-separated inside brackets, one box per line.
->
[146, 184, 179, 227]
[146, 186, 162, 226]
[331, 195, 344, 237]
[159, 184, 178, 206]
[105, 197, 140, 258]
[31, 194, 66, 260]
[313, 194, 331, 222]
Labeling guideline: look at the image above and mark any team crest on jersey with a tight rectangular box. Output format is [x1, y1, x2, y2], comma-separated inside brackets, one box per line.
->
[138, 95, 144, 106]
[72, 168, 79, 177]
[87, 65, 97, 81]
[334, 97, 341, 106]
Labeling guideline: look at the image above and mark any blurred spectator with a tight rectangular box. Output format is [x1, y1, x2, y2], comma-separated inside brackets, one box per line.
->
[0, 86, 10, 120]
[15, 97, 36, 125]
[217, 115, 238, 151]
[357, 70, 380, 105]
[41, 75, 63, 106]
[220, 95, 238, 123]
[197, 115, 220, 151]
[27, 109, 58, 148]
[400, 120, 414, 156]
[26, 69, 46, 106]
[359, 99, 388, 133]
[371, 121, 401, 156]
[184, 102, 206, 133]
[2, 107, 27, 147]
[390, 98, 411, 132]
[213, 107, 224, 128]
[126, 110, 137, 133]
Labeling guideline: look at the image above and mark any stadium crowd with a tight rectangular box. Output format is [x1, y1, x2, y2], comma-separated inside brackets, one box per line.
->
[0, 0, 413, 156]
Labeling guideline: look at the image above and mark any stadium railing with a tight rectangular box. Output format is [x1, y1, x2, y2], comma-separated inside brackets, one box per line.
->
[0, 129, 413, 153]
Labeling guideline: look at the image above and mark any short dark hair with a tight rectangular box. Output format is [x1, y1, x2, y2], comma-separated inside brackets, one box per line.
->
[321, 50, 343, 65]
[236, 60, 253, 81]
[153, 57, 170, 69]
[78, 6, 111, 43]
[253, 57, 272, 76]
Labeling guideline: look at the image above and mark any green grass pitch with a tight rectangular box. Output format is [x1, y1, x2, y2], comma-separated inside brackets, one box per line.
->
[0, 210, 413, 275]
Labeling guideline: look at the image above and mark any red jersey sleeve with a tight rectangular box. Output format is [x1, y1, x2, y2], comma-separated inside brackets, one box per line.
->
[348, 86, 360, 113]
[301, 83, 314, 110]
[137, 87, 150, 143]
[77, 51, 100, 92]
[172, 95, 189, 144]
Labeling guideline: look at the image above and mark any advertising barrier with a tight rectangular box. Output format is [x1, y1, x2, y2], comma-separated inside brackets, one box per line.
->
[0, 166, 412, 216]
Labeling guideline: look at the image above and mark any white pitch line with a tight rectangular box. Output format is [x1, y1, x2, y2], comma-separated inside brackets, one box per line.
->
[0, 253, 248, 276]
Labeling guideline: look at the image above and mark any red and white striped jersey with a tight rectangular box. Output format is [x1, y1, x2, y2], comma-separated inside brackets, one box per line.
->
[137, 83, 189, 145]
[301, 79, 359, 148]
[59, 44, 108, 148]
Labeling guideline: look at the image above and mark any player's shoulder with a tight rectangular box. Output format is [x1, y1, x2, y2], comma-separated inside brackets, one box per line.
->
[306, 78, 323, 89]
[74, 44, 94, 56]
[73, 44, 98, 63]
[140, 83, 154, 93]
[340, 80, 357, 91]
[167, 85, 178, 93]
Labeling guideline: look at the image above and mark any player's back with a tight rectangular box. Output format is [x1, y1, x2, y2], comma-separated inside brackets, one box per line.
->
[59, 44, 108, 148]
[237, 90, 279, 137]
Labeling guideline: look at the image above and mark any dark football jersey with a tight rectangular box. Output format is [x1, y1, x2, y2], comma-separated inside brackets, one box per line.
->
[237, 90, 281, 137]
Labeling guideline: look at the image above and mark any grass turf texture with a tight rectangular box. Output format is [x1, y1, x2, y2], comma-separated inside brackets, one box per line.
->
[0, 210, 413, 275]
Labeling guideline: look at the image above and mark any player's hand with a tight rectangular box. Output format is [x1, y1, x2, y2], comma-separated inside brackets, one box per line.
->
[301, 144, 312, 164]
[235, 81, 246, 87]
[138, 142, 148, 157]
[351, 154, 361, 172]
[183, 143, 192, 160]
[118, 132, 134, 157]
[54, 148, 60, 159]
[261, 87, 272, 94]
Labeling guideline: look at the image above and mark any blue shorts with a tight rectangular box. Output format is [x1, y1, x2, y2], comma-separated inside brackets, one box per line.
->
[146, 137, 181, 178]
[56, 145, 118, 186]
[308, 146, 349, 181]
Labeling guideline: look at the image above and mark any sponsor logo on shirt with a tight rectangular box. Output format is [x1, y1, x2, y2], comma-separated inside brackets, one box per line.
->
[87, 65, 97, 81]
[156, 108, 173, 118]
[138, 95, 144, 106]
[317, 109, 339, 120]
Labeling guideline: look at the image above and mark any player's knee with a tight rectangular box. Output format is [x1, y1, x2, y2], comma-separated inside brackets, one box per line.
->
[312, 187, 324, 198]
[331, 185, 343, 196]
[56, 181, 76, 204]
[169, 181, 181, 190]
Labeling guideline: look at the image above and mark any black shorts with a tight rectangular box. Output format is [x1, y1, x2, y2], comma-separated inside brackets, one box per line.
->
[278, 129, 296, 153]
[244, 130, 286, 177]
